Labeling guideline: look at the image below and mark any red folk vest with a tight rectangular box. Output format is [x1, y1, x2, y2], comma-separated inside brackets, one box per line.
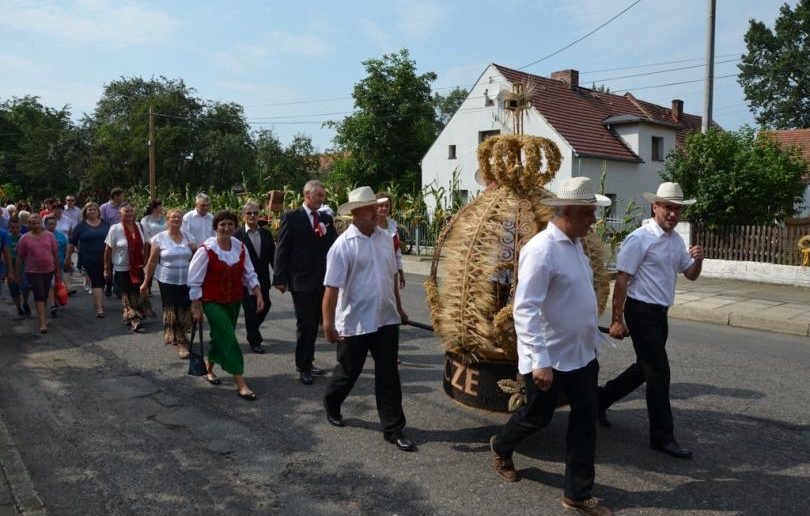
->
[201, 244, 245, 303]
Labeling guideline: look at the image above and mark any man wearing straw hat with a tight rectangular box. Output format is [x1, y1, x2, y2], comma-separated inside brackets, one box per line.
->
[321, 186, 414, 452]
[490, 177, 613, 516]
[598, 182, 704, 460]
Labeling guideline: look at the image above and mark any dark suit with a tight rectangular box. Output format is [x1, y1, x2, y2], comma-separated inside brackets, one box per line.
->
[273, 207, 337, 372]
[234, 225, 275, 347]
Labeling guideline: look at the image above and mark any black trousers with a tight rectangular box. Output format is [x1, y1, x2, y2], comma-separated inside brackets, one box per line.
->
[323, 324, 406, 435]
[291, 288, 324, 372]
[242, 286, 270, 346]
[492, 359, 599, 502]
[599, 297, 674, 444]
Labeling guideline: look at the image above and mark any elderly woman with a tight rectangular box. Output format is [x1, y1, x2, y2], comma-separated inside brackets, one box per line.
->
[104, 205, 150, 332]
[15, 214, 59, 333]
[141, 209, 195, 359]
[375, 192, 406, 289]
[188, 210, 264, 401]
[65, 202, 110, 317]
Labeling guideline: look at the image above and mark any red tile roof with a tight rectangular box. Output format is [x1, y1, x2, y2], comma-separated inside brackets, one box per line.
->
[761, 129, 810, 168]
[493, 64, 708, 162]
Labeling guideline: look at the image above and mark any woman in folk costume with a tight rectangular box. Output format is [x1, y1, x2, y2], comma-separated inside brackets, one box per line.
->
[104, 205, 152, 332]
[188, 210, 264, 401]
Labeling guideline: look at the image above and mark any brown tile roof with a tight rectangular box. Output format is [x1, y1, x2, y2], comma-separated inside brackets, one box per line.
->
[493, 64, 708, 162]
[761, 129, 810, 166]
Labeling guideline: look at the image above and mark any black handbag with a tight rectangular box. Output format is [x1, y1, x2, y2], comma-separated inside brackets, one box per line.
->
[188, 319, 206, 376]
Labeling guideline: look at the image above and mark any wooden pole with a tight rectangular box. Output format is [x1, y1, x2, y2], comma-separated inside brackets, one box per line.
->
[148, 105, 156, 202]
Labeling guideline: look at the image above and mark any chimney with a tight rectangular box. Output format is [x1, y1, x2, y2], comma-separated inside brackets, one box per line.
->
[551, 69, 579, 89]
[671, 99, 683, 121]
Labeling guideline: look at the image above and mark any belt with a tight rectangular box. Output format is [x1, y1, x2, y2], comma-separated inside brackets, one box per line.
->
[627, 297, 669, 313]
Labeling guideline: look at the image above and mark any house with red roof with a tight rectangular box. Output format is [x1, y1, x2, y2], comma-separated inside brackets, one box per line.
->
[422, 63, 708, 217]
[760, 129, 810, 217]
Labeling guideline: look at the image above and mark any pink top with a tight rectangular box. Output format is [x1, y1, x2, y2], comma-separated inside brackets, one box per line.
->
[17, 232, 57, 273]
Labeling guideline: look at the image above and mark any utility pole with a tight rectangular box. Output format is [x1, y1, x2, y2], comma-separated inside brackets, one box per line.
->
[702, 0, 716, 133]
[148, 105, 156, 201]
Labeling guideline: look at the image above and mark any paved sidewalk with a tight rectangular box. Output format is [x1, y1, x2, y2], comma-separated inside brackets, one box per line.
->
[403, 255, 810, 337]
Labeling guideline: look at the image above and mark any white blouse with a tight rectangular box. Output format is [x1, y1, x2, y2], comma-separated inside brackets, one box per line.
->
[187, 237, 259, 301]
[151, 230, 194, 285]
[105, 223, 145, 272]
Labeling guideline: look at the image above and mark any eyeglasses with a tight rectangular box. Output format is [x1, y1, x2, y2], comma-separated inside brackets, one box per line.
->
[244, 211, 259, 216]
[66, 199, 75, 202]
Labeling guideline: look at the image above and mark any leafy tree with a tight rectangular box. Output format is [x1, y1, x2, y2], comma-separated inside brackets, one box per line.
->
[329, 49, 438, 191]
[255, 129, 319, 193]
[433, 87, 468, 128]
[0, 96, 76, 201]
[738, 0, 810, 128]
[661, 127, 807, 225]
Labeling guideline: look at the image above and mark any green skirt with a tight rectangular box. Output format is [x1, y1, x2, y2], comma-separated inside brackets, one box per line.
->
[202, 302, 244, 375]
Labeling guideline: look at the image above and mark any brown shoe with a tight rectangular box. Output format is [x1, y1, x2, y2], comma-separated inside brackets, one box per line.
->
[490, 435, 519, 482]
[562, 497, 613, 516]
[177, 345, 190, 359]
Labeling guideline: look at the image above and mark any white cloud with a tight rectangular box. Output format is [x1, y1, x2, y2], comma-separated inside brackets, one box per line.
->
[391, 0, 447, 40]
[210, 28, 333, 72]
[0, 54, 39, 74]
[0, 0, 179, 47]
[360, 18, 393, 50]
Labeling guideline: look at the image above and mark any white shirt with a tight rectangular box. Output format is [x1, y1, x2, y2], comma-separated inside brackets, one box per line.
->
[513, 222, 602, 373]
[104, 223, 145, 271]
[187, 237, 259, 300]
[616, 219, 694, 307]
[63, 206, 81, 227]
[324, 224, 400, 337]
[182, 210, 214, 246]
[151, 230, 193, 285]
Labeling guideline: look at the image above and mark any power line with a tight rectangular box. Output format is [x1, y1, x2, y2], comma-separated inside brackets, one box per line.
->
[580, 53, 741, 74]
[590, 58, 738, 84]
[612, 73, 737, 93]
[518, 0, 644, 70]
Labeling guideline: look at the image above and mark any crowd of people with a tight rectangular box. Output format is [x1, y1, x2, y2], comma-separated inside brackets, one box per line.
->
[0, 178, 704, 515]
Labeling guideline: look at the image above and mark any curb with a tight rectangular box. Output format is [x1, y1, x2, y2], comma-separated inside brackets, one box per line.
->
[0, 401, 46, 515]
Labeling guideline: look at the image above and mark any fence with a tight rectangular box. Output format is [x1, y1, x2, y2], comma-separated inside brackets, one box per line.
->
[398, 218, 445, 255]
[692, 223, 810, 266]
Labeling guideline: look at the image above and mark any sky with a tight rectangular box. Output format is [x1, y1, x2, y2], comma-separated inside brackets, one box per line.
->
[0, 0, 794, 152]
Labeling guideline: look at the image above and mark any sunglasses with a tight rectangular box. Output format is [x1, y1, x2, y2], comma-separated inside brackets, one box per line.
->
[244, 211, 259, 216]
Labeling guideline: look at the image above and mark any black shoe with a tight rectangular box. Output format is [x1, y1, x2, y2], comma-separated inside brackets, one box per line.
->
[250, 344, 265, 354]
[597, 410, 611, 427]
[323, 399, 344, 427]
[299, 371, 314, 385]
[310, 366, 326, 376]
[384, 432, 416, 452]
[651, 440, 692, 459]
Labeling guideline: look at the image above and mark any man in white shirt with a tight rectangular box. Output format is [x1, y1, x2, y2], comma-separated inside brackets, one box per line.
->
[489, 177, 613, 516]
[63, 195, 81, 228]
[321, 187, 413, 452]
[599, 182, 704, 460]
[182, 193, 214, 246]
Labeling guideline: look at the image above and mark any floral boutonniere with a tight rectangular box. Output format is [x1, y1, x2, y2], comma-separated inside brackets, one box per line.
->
[316, 222, 327, 237]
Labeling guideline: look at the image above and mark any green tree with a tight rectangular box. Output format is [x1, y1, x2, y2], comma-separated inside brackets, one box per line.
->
[254, 130, 319, 192]
[329, 49, 438, 191]
[661, 127, 807, 225]
[0, 96, 76, 201]
[738, 0, 810, 128]
[433, 87, 468, 128]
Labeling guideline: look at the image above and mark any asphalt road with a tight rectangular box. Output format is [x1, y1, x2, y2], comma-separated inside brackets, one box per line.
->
[0, 274, 808, 515]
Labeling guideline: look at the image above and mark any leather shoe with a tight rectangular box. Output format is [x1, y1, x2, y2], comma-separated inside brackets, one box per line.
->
[490, 435, 519, 482]
[310, 366, 326, 376]
[250, 344, 265, 354]
[651, 440, 692, 459]
[299, 371, 314, 385]
[323, 398, 344, 427]
[384, 433, 415, 452]
[562, 496, 613, 516]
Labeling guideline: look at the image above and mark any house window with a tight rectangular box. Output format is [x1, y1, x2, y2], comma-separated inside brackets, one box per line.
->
[448, 145, 457, 159]
[651, 136, 664, 161]
[479, 130, 500, 143]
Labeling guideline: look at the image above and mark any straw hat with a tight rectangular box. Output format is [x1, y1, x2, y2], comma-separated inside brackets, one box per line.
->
[642, 182, 696, 205]
[541, 177, 612, 207]
[337, 186, 388, 216]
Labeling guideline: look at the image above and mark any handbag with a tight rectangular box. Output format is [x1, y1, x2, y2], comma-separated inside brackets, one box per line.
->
[54, 276, 69, 306]
[188, 319, 206, 376]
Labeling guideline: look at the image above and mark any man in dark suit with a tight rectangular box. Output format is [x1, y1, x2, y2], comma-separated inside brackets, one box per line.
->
[273, 180, 338, 384]
[235, 201, 276, 354]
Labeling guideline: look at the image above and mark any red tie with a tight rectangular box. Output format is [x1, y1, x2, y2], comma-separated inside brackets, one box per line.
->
[312, 210, 321, 235]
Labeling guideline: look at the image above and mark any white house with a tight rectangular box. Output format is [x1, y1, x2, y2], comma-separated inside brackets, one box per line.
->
[421, 63, 707, 218]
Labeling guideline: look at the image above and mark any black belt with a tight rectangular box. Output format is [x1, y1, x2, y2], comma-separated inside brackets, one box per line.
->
[627, 297, 669, 313]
